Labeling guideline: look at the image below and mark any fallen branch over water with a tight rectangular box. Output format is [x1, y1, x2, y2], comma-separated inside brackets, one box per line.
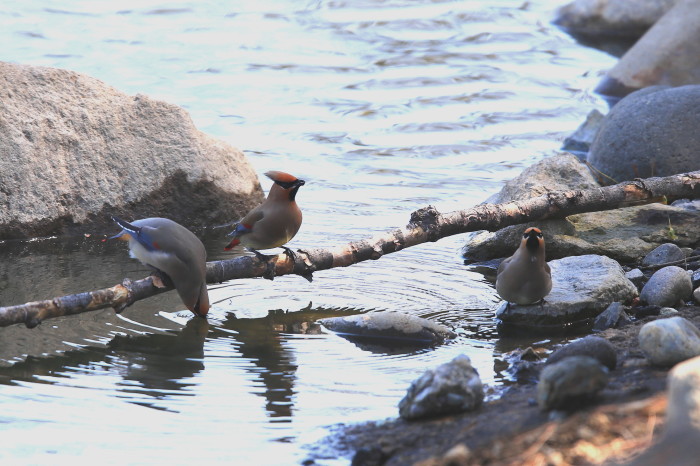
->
[2, 170, 700, 328]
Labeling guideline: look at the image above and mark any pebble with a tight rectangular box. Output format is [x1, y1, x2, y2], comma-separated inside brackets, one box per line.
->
[640, 266, 693, 307]
[537, 356, 609, 411]
[398, 354, 484, 420]
[625, 268, 645, 287]
[546, 335, 617, 370]
[638, 317, 700, 366]
[593, 302, 632, 332]
[641, 243, 685, 267]
[694, 287, 700, 304]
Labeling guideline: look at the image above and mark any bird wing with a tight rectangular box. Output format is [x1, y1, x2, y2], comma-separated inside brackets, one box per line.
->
[544, 262, 551, 274]
[497, 256, 512, 275]
[229, 209, 264, 237]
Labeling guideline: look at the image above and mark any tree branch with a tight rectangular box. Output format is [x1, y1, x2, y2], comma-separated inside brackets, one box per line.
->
[2, 170, 700, 329]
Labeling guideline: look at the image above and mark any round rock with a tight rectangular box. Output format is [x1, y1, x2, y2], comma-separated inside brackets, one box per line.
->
[398, 354, 484, 420]
[318, 311, 455, 346]
[593, 302, 632, 331]
[537, 356, 609, 411]
[587, 85, 700, 181]
[640, 266, 693, 307]
[638, 316, 700, 366]
[641, 243, 686, 267]
[546, 335, 617, 370]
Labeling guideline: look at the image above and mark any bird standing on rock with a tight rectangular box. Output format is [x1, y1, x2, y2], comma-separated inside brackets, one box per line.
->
[111, 217, 210, 317]
[224, 171, 305, 259]
[496, 227, 552, 308]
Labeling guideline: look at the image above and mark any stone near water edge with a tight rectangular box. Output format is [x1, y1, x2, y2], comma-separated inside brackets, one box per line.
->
[595, 0, 700, 100]
[593, 301, 633, 331]
[398, 354, 484, 420]
[641, 243, 686, 267]
[546, 335, 617, 370]
[537, 356, 609, 411]
[588, 85, 700, 182]
[561, 109, 605, 157]
[496, 255, 638, 331]
[638, 316, 700, 366]
[0, 61, 263, 238]
[553, 0, 677, 38]
[318, 311, 455, 346]
[640, 266, 693, 308]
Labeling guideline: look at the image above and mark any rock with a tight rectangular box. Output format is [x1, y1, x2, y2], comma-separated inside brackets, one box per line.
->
[465, 186, 700, 265]
[546, 336, 617, 370]
[638, 316, 700, 366]
[537, 356, 609, 411]
[593, 301, 632, 331]
[482, 152, 599, 206]
[640, 266, 693, 307]
[318, 312, 456, 347]
[398, 354, 484, 420]
[694, 287, 700, 303]
[630, 355, 700, 465]
[693, 270, 700, 289]
[554, 0, 676, 38]
[595, 0, 700, 101]
[561, 109, 605, 158]
[625, 268, 646, 287]
[496, 255, 638, 332]
[641, 243, 686, 267]
[660, 307, 679, 316]
[666, 355, 700, 434]
[588, 85, 700, 182]
[502, 347, 545, 383]
[0, 61, 263, 238]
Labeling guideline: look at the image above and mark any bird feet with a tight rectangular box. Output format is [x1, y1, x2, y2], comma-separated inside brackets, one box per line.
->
[252, 250, 277, 280]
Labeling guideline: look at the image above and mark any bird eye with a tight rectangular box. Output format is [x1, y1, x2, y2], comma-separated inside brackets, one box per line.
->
[522, 234, 528, 239]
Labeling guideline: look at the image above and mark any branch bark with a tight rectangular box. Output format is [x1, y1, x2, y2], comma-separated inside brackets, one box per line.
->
[2, 170, 700, 329]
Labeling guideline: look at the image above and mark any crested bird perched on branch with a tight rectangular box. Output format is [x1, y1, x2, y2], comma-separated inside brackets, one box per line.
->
[224, 171, 305, 258]
[496, 227, 552, 308]
[111, 217, 210, 317]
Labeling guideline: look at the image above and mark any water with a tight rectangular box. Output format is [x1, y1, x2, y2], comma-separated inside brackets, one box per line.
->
[0, 0, 614, 463]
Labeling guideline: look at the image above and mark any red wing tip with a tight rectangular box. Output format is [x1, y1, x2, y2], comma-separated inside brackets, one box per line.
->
[224, 238, 240, 251]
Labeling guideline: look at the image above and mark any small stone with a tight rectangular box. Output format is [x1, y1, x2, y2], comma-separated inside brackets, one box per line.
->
[537, 356, 609, 411]
[694, 287, 700, 304]
[641, 243, 686, 267]
[666, 355, 700, 434]
[625, 268, 645, 287]
[441, 443, 471, 465]
[693, 269, 700, 289]
[399, 354, 484, 420]
[546, 335, 617, 370]
[593, 302, 632, 331]
[640, 266, 693, 307]
[638, 317, 700, 366]
[660, 307, 679, 316]
[319, 312, 455, 347]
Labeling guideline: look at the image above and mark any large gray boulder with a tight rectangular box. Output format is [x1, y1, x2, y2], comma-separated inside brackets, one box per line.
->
[554, 0, 676, 38]
[595, 0, 700, 99]
[587, 85, 700, 182]
[0, 61, 263, 238]
[497, 255, 638, 331]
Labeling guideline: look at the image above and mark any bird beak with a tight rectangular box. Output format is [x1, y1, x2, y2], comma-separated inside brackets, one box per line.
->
[109, 232, 131, 241]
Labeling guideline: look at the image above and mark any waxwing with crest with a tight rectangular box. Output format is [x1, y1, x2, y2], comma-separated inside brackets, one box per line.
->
[496, 227, 552, 307]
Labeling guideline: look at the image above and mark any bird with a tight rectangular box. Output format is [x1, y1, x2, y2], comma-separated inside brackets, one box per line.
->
[496, 227, 552, 308]
[224, 171, 305, 259]
[110, 216, 210, 317]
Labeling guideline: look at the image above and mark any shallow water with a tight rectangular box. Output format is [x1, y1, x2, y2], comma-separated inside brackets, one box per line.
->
[0, 0, 614, 463]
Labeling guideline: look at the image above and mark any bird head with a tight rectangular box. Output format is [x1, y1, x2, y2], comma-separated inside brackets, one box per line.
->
[523, 227, 544, 253]
[265, 171, 305, 201]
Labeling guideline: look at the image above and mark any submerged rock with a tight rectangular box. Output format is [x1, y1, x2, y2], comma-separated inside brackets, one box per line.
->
[0, 61, 262, 238]
[496, 255, 638, 333]
[638, 316, 700, 366]
[398, 354, 484, 420]
[640, 266, 693, 307]
[537, 356, 609, 411]
[318, 311, 455, 347]
[546, 335, 617, 370]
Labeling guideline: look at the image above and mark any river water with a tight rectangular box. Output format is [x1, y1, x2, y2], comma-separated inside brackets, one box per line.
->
[0, 1, 614, 464]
